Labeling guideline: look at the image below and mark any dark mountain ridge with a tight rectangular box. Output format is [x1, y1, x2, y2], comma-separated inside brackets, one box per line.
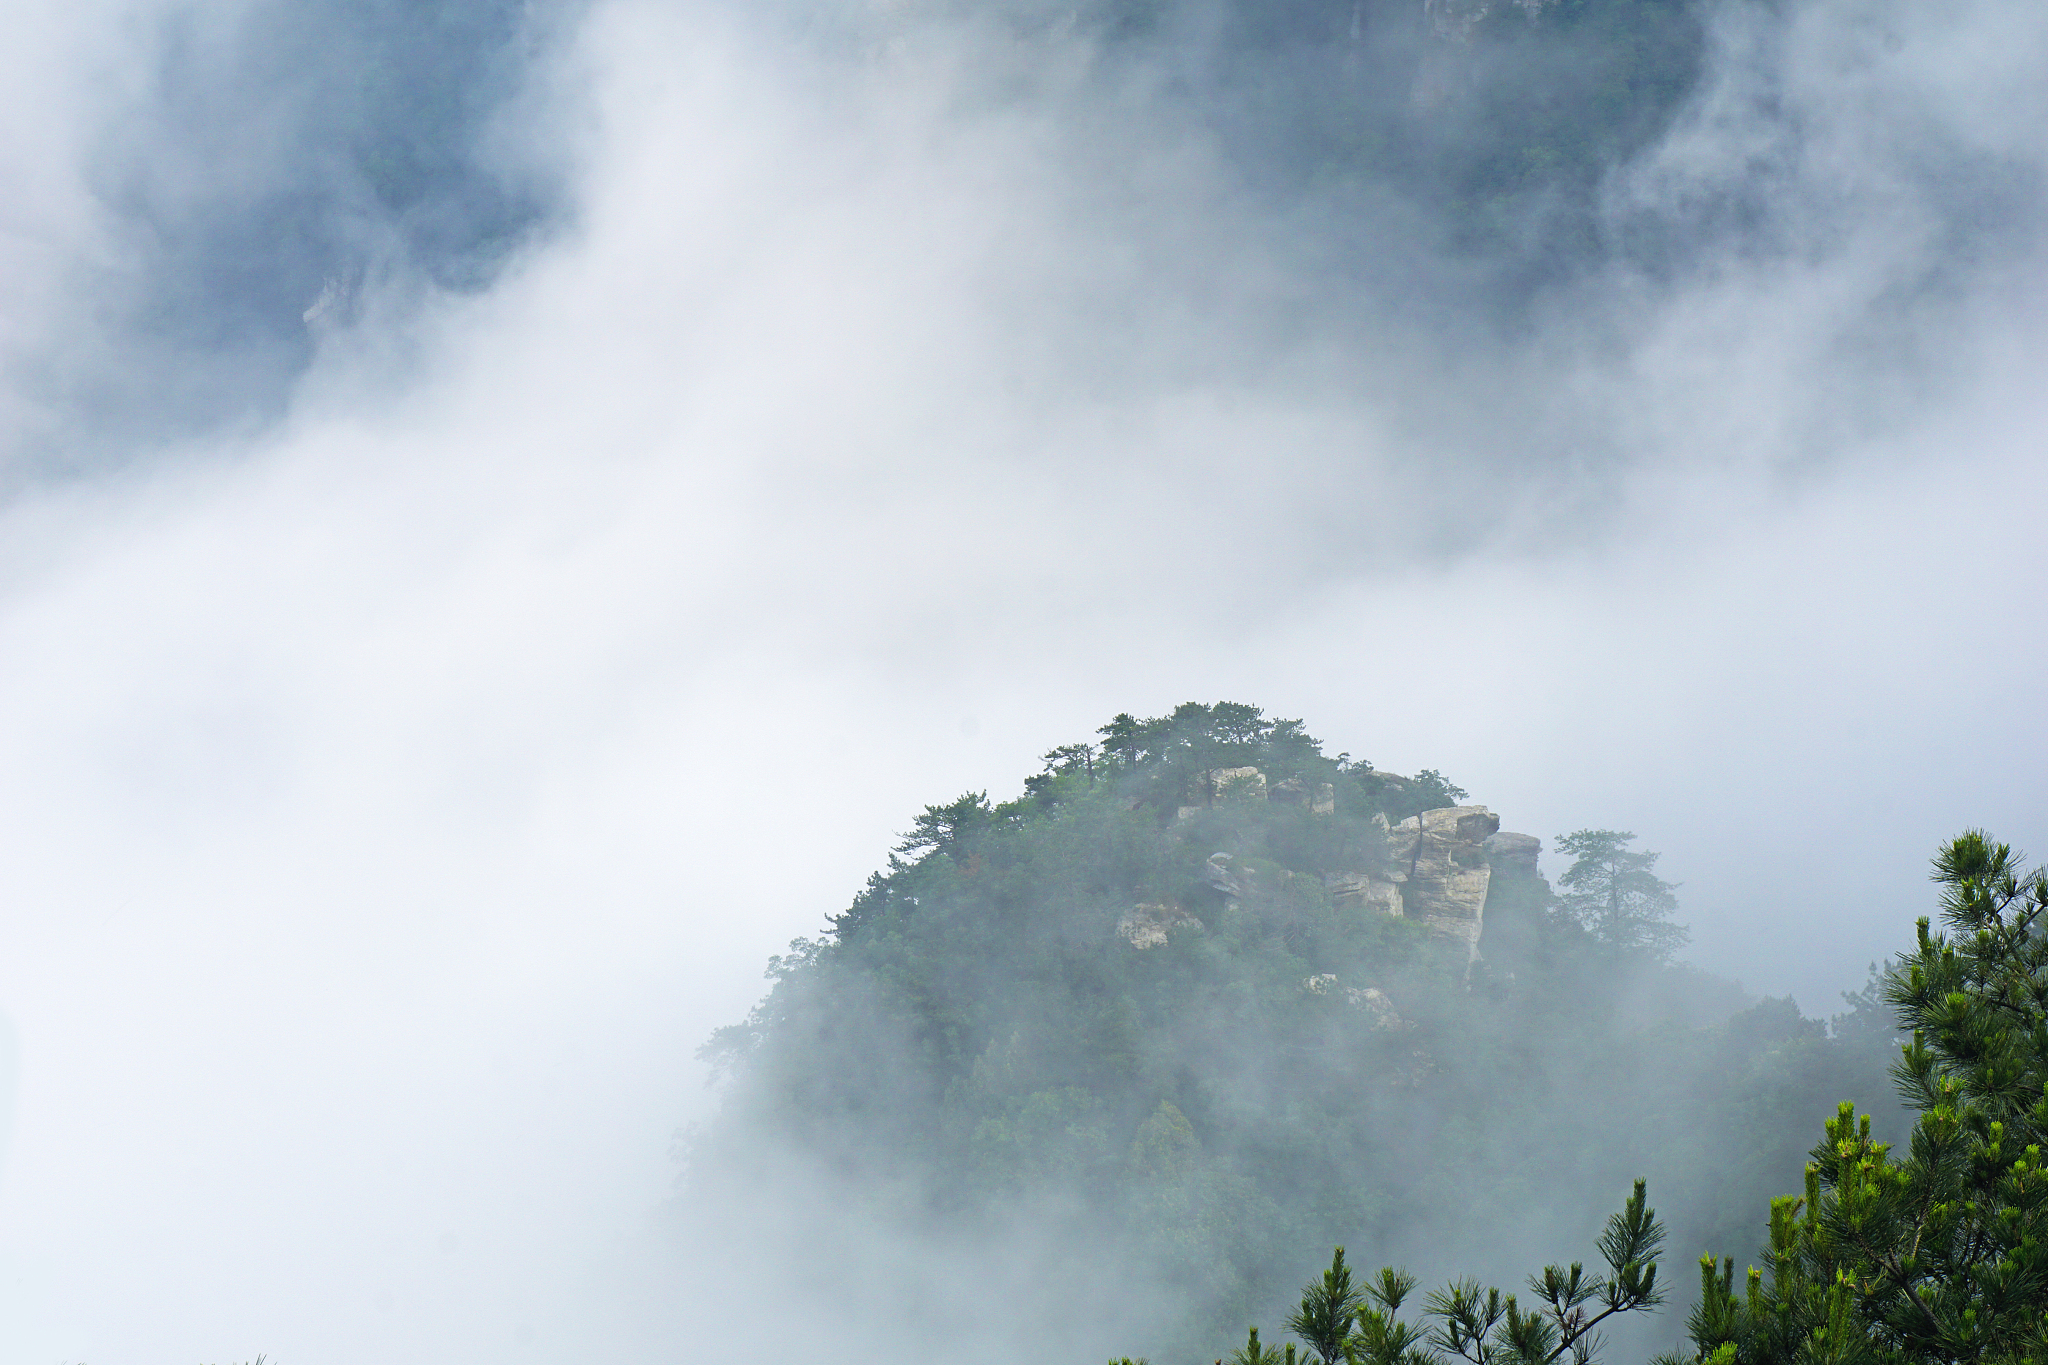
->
[686, 702, 1904, 1361]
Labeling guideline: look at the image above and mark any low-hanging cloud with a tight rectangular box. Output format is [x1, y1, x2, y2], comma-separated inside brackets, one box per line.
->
[0, 0, 2045, 1359]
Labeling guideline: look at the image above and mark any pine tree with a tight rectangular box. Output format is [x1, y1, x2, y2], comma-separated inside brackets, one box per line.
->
[1420, 1181, 1665, 1365]
[1217, 1183, 1667, 1365]
[1290, 1248, 1368, 1365]
[1667, 831, 2048, 1365]
[1554, 830, 1688, 961]
[1230, 1325, 1300, 1365]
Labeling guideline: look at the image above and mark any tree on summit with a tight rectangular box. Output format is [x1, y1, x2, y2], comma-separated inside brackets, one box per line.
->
[1554, 829, 1688, 962]
[894, 791, 996, 862]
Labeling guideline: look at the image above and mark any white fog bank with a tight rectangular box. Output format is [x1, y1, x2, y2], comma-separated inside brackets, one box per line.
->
[0, 0, 2045, 1358]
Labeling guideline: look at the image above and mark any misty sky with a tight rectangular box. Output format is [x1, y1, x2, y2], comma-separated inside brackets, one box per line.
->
[1, 0, 2046, 1359]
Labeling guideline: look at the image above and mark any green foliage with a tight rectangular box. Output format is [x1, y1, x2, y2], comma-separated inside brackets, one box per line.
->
[691, 704, 1905, 1359]
[1419, 1181, 1664, 1365]
[1554, 830, 1688, 962]
[1215, 1184, 1666, 1365]
[1350, 767, 1473, 826]
[895, 791, 997, 861]
[1232, 1325, 1300, 1365]
[1291, 1248, 1369, 1365]
[1668, 831, 2048, 1365]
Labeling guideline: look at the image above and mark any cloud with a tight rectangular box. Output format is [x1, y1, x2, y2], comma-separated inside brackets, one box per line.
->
[0, 0, 2045, 1358]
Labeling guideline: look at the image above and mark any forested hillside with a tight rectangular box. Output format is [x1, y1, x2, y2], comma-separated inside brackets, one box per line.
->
[685, 704, 1907, 1361]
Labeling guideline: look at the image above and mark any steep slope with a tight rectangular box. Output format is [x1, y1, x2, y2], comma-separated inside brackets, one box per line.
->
[686, 703, 1903, 1359]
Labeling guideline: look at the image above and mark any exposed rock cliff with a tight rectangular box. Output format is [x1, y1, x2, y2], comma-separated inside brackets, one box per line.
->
[1119, 901, 1203, 949]
[1481, 830, 1540, 877]
[1153, 764, 1542, 964]
[1327, 871, 1405, 919]
[1318, 805, 1543, 964]
[1386, 806, 1499, 960]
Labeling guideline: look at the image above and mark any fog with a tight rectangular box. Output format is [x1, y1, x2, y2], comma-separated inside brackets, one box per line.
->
[1, 0, 2045, 1359]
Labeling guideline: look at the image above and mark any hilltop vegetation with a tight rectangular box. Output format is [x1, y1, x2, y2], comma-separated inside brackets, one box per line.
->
[688, 703, 1906, 1359]
[1206, 833, 2048, 1365]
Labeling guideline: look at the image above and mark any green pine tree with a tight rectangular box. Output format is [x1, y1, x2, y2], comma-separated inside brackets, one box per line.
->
[1290, 1248, 1368, 1365]
[1554, 830, 1688, 962]
[1208, 1182, 1666, 1365]
[1666, 831, 2048, 1365]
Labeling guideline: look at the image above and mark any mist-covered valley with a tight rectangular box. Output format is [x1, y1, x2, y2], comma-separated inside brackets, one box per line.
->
[1, 0, 2046, 1360]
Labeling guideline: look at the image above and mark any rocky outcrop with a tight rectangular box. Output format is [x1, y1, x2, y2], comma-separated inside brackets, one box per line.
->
[1481, 831, 1541, 877]
[1307, 975, 1404, 1029]
[1271, 776, 1338, 815]
[1477, 831, 1549, 967]
[1346, 986, 1402, 1029]
[1326, 872, 1405, 919]
[1118, 902, 1202, 950]
[1387, 805, 1499, 961]
[1201, 852, 1243, 899]
[1318, 806, 1541, 965]
[1150, 770, 1543, 966]
[1211, 767, 1266, 801]
[1180, 767, 1338, 821]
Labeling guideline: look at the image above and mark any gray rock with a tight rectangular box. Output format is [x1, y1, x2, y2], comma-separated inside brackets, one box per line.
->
[1389, 805, 1501, 962]
[1327, 872, 1404, 918]
[1482, 831, 1542, 876]
[1209, 766, 1267, 802]
[1202, 854, 1243, 898]
[1346, 986, 1403, 1029]
[1118, 902, 1202, 950]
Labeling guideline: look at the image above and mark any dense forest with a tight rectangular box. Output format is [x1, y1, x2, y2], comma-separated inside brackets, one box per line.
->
[683, 703, 1914, 1361]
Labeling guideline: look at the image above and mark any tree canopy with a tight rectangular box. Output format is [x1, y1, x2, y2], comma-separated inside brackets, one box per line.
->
[1554, 830, 1689, 963]
[686, 704, 1908, 1361]
[1171, 829, 2048, 1365]
[1665, 832, 2048, 1365]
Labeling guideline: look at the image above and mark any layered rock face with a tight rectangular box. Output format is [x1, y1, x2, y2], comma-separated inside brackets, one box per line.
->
[1480, 831, 1540, 877]
[1387, 805, 1499, 961]
[1326, 871, 1405, 920]
[1322, 805, 1538, 963]
[1269, 776, 1337, 815]
[1150, 768, 1540, 963]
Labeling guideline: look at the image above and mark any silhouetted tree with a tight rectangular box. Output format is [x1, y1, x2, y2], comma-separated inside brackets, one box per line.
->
[1554, 829, 1687, 961]
[1228, 1183, 1666, 1365]
[894, 791, 995, 861]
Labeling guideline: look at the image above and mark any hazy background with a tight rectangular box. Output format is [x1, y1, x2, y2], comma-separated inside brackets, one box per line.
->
[1, 0, 2045, 1358]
